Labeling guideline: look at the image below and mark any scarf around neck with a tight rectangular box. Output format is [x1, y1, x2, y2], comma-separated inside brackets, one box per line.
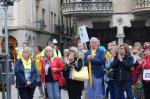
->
[21, 58, 32, 70]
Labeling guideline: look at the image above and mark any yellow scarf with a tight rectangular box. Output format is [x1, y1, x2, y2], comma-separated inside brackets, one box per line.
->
[89, 48, 96, 87]
[21, 58, 32, 70]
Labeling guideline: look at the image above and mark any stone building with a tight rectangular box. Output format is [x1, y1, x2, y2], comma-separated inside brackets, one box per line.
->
[62, 0, 150, 46]
[0, 0, 75, 60]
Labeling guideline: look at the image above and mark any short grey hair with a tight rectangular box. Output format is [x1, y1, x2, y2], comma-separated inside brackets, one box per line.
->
[69, 47, 79, 58]
[90, 37, 98, 43]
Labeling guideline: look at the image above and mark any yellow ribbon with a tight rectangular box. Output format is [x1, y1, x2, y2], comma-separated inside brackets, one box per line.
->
[88, 61, 92, 87]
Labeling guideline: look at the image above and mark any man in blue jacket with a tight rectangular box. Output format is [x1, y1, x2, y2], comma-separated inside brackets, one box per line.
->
[84, 37, 105, 99]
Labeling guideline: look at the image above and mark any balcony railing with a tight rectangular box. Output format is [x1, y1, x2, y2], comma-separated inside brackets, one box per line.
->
[62, 1, 113, 16]
[132, 0, 150, 12]
[35, 19, 46, 30]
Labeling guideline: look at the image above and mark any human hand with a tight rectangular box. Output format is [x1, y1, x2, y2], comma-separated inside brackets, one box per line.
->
[26, 80, 31, 86]
[139, 59, 145, 65]
[69, 58, 74, 62]
[42, 82, 46, 87]
[118, 53, 123, 61]
[87, 55, 94, 61]
[52, 68, 57, 72]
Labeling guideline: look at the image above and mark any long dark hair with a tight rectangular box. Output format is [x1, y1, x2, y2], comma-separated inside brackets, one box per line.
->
[37, 46, 43, 52]
[119, 43, 131, 55]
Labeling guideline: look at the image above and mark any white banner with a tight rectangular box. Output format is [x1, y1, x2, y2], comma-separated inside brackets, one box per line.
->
[79, 25, 89, 43]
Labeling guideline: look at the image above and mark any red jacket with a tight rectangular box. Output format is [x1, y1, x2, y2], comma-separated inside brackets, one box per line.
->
[41, 57, 64, 86]
[138, 55, 150, 82]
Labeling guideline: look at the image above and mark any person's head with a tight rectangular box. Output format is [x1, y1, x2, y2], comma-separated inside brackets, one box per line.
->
[69, 47, 78, 59]
[97, 39, 100, 46]
[90, 37, 98, 49]
[143, 42, 150, 49]
[144, 47, 150, 56]
[22, 42, 28, 49]
[45, 46, 54, 58]
[47, 41, 55, 48]
[119, 43, 131, 56]
[78, 43, 85, 51]
[34, 46, 42, 54]
[110, 48, 118, 57]
[22, 47, 31, 60]
[108, 42, 116, 50]
[133, 42, 142, 51]
[63, 49, 69, 58]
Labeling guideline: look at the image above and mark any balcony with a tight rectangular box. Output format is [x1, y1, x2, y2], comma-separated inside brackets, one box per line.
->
[132, 0, 150, 13]
[35, 19, 46, 30]
[62, 1, 113, 17]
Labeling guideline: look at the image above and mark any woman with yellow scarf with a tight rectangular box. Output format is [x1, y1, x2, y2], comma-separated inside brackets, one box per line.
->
[15, 47, 37, 99]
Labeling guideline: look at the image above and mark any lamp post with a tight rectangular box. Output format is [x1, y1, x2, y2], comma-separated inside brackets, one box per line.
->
[0, 0, 20, 99]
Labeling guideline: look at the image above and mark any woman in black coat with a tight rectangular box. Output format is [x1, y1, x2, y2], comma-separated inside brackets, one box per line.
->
[111, 43, 134, 99]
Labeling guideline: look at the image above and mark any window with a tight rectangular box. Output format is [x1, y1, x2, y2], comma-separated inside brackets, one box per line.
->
[51, 12, 53, 33]
[42, 8, 45, 21]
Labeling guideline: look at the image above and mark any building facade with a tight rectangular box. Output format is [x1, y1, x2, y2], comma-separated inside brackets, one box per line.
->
[0, 0, 76, 60]
[62, 0, 150, 46]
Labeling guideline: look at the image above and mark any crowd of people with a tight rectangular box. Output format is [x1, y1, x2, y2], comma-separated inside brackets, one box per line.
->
[14, 37, 150, 99]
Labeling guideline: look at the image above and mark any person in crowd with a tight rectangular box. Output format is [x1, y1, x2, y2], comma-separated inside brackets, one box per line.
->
[16, 42, 28, 60]
[98, 39, 106, 54]
[62, 49, 69, 89]
[15, 47, 37, 99]
[77, 43, 88, 99]
[78, 43, 87, 53]
[34, 46, 44, 98]
[105, 48, 118, 99]
[41, 40, 62, 58]
[133, 42, 143, 57]
[106, 41, 117, 59]
[41, 46, 64, 99]
[138, 46, 150, 99]
[84, 37, 105, 99]
[111, 43, 134, 99]
[63, 47, 84, 99]
[131, 49, 141, 85]
[143, 42, 150, 49]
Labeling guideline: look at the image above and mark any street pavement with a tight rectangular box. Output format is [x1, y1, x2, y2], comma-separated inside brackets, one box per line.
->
[0, 85, 69, 99]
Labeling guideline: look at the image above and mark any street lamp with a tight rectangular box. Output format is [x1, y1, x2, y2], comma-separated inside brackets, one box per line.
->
[0, 0, 20, 99]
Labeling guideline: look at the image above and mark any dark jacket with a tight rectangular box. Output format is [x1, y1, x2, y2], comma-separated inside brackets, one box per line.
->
[84, 48, 105, 78]
[111, 55, 134, 81]
[15, 59, 37, 88]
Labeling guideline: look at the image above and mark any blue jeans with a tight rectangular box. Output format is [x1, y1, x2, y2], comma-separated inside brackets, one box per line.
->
[46, 81, 61, 99]
[114, 80, 133, 99]
[87, 74, 103, 99]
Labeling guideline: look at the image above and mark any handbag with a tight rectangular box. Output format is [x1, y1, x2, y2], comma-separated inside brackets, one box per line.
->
[72, 58, 89, 81]
[143, 69, 150, 81]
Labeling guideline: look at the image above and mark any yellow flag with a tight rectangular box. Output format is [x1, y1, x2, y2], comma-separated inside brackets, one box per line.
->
[88, 61, 92, 87]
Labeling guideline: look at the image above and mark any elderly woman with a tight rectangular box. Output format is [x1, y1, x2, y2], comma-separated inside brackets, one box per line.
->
[64, 47, 84, 99]
[111, 43, 134, 99]
[41, 46, 64, 99]
[15, 47, 37, 99]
